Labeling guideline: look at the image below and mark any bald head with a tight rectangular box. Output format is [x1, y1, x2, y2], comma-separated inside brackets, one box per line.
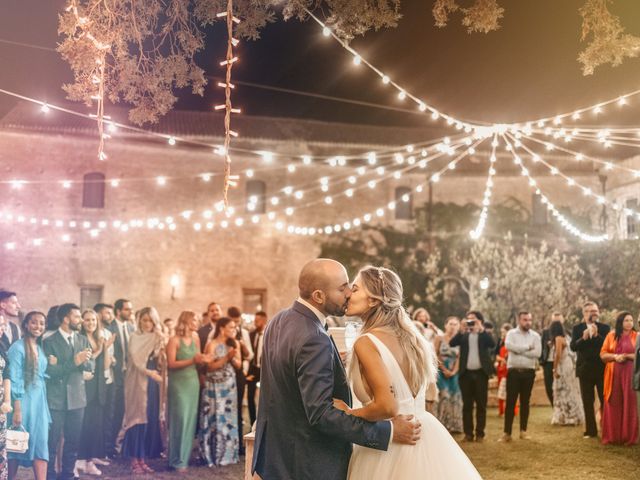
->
[298, 259, 351, 316]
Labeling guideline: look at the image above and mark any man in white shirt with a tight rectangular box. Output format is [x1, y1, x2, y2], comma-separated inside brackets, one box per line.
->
[500, 311, 541, 442]
[0, 290, 22, 344]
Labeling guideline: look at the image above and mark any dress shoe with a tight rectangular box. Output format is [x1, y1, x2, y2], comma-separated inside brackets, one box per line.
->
[498, 433, 512, 442]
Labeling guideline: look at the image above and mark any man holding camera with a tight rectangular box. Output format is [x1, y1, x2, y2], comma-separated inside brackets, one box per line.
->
[570, 301, 610, 438]
[450, 311, 496, 442]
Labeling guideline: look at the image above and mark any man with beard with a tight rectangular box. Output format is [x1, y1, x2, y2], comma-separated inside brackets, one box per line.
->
[107, 299, 134, 456]
[252, 259, 419, 480]
[44, 303, 94, 480]
[198, 301, 222, 352]
[570, 301, 610, 438]
[500, 311, 541, 442]
[0, 290, 22, 344]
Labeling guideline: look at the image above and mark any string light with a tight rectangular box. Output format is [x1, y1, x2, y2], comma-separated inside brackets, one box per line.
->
[502, 134, 608, 242]
[470, 136, 498, 239]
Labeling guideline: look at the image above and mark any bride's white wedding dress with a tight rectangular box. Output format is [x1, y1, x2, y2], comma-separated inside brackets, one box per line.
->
[347, 333, 482, 480]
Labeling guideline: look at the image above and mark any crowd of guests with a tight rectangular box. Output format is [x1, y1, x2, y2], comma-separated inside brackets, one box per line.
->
[413, 302, 639, 446]
[0, 289, 268, 479]
[0, 286, 638, 480]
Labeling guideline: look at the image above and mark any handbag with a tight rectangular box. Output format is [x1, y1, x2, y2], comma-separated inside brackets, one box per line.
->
[6, 425, 29, 454]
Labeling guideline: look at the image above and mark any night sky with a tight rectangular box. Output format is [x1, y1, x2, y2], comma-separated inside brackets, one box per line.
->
[1, 1, 640, 128]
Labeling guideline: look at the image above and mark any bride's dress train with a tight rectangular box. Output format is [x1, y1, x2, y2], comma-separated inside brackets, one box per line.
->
[347, 333, 482, 480]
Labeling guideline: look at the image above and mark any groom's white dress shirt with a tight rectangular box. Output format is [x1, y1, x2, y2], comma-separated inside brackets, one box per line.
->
[297, 297, 327, 328]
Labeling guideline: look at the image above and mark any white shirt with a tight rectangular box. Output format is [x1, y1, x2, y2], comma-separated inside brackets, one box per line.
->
[297, 297, 327, 328]
[505, 328, 542, 370]
[58, 327, 75, 348]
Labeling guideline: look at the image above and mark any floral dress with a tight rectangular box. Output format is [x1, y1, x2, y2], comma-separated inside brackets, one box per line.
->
[551, 335, 584, 426]
[436, 341, 463, 433]
[198, 343, 238, 466]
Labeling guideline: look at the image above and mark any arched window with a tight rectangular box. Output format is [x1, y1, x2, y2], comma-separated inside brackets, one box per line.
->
[395, 187, 413, 220]
[82, 172, 105, 208]
[246, 180, 266, 214]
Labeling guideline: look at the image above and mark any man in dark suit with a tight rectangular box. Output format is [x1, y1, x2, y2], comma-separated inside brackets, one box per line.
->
[44, 303, 94, 480]
[540, 312, 565, 406]
[106, 298, 134, 456]
[252, 259, 420, 480]
[450, 310, 496, 442]
[198, 301, 222, 352]
[94, 303, 116, 457]
[247, 311, 268, 426]
[570, 301, 610, 438]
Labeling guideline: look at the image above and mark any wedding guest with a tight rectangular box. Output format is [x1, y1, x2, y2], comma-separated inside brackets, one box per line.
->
[7, 311, 49, 480]
[163, 318, 176, 338]
[121, 307, 165, 474]
[77, 309, 112, 475]
[570, 301, 610, 439]
[247, 312, 268, 426]
[44, 303, 94, 480]
[435, 316, 463, 433]
[0, 291, 21, 344]
[600, 312, 638, 445]
[42, 306, 60, 340]
[495, 323, 514, 416]
[635, 324, 640, 434]
[198, 302, 222, 353]
[228, 306, 253, 455]
[167, 311, 206, 472]
[412, 308, 430, 330]
[199, 317, 241, 467]
[94, 303, 115, 459]
[0, 315, 11, 480]
[106, 298, 134, 456]
[500, 312, 541, 442]
[540, 312, 565, 406]
[550, 319, 584, 426]
[450, 311, 496, 442]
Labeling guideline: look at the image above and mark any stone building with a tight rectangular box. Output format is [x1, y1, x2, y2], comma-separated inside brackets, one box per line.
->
[0, 101, 631, 319]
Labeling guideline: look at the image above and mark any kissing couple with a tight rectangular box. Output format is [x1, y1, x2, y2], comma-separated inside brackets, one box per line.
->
[252, 259, 481, 479]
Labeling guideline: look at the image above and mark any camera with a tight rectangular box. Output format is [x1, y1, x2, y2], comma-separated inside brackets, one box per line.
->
[465, 320, 476, 327]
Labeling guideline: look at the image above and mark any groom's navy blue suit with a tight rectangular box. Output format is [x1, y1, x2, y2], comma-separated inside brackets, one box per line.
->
[252, 301, 391, 480]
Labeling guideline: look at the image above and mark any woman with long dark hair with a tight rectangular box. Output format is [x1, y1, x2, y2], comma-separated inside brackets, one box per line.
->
[7, 311, 50, 480]
[199, 317, 241, 467]
[600, 311, 638, 445]
[550, 320, 584, 425]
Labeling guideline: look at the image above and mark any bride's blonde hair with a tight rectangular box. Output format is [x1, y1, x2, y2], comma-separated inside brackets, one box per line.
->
[351, 266, 437, 394]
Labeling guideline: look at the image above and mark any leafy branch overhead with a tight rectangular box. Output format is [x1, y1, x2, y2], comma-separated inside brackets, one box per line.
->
[432, 0, 640, 75]
[58, 0, 402, 125]
[58, 1, 640, 125]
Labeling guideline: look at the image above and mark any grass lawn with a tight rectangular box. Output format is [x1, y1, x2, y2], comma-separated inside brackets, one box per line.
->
[15, 406, 638, 479]
[461, 406, 640, 480]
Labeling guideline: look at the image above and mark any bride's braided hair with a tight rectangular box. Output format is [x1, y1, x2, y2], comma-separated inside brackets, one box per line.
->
[353, 266, 437, 394]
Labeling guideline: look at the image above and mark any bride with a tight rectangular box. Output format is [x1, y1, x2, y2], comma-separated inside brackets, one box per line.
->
[333, 266, 482, 479]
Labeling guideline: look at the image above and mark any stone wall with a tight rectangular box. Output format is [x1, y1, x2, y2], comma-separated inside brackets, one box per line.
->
[0, 128, 607, 319]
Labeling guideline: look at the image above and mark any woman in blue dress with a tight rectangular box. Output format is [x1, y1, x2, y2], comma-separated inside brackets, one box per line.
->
[199, 317, 241, 467]
[8, 311, 51, 480]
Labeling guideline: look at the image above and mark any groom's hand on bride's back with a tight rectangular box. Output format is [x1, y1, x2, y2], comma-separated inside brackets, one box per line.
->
[391, 414, 421, 445]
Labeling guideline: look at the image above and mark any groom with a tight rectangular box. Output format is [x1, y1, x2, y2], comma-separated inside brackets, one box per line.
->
[252, 259, 421, 480]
